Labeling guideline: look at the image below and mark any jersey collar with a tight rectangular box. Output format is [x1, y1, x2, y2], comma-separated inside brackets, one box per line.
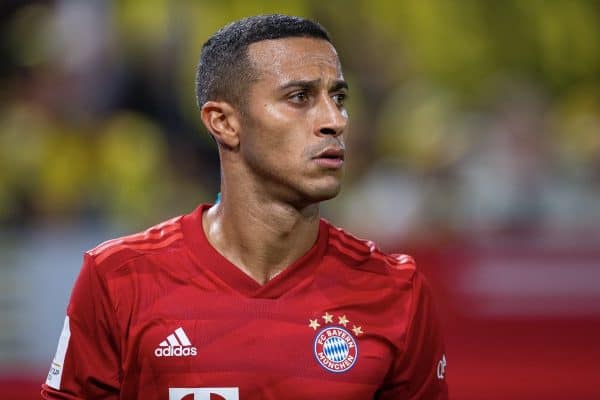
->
[182, 204, 329, 298]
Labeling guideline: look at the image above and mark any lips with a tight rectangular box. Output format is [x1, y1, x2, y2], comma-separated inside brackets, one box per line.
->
[314, 147, 345, 160]
[312, 147, 345, 169]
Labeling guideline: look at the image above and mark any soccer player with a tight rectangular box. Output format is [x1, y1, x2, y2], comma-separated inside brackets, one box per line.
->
[42, 14, 448, 400]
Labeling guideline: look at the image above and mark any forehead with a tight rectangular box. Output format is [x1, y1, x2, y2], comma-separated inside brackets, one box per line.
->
[247, 37, 343, 83]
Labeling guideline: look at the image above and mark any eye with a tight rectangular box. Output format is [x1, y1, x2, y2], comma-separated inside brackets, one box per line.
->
[289, 91, 309, 104]
[332, 92, 347, 107]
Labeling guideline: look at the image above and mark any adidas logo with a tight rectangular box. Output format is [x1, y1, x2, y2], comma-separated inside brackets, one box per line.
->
[154, 327, 197, 357]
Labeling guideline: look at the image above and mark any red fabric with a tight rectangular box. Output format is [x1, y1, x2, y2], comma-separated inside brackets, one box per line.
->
[41, 204, 448, 399]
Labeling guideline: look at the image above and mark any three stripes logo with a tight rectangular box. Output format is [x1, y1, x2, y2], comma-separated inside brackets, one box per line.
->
[154, 327, 197, 357]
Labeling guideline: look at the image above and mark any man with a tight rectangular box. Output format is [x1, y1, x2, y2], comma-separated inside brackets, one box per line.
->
[42, 14, 448, 399]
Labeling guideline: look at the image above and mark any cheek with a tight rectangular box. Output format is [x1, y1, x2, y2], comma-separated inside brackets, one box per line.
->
[245, 106, 308, 158]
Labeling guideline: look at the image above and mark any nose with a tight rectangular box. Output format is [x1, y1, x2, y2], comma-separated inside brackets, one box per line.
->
[315, 94, 347, 137]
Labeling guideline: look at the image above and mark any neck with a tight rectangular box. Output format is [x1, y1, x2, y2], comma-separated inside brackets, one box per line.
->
[202, 191, 321, 285]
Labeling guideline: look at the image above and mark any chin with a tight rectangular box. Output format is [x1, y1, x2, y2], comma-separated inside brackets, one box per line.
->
[284, 175, 342, 207]
[307, 182, 342, 203]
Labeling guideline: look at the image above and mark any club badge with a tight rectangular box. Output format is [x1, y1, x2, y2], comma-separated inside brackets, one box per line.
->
[308, 312, 363, 373]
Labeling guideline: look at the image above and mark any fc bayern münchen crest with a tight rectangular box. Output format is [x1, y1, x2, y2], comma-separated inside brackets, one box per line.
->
[313, 326, 358, 373]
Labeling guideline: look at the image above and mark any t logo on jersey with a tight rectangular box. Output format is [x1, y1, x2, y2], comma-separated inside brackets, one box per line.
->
[169, 387, 239, 400]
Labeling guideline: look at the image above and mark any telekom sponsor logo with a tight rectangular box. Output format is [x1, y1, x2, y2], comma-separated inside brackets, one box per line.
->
[169, 387, 239, 400]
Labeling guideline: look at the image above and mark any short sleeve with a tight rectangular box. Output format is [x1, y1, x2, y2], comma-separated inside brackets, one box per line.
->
[41, 254, 121, 399]
[377, 271, 449, 399]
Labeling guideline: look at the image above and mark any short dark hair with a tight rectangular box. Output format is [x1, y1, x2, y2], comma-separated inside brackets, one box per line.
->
[195, 14, 331, 109]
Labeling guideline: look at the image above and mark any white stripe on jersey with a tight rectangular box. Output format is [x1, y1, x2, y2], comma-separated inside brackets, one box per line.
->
[46, 316, 71, 390]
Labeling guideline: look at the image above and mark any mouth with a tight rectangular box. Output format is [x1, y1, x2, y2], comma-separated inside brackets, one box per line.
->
[312, 147, 345, 169]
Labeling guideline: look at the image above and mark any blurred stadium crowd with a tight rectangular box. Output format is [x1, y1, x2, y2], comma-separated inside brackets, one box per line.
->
[1, 0, 599, 238]
[1, 1, 599, 399]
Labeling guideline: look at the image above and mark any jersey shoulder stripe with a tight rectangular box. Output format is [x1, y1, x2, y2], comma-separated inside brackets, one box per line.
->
[328, 239, 368, 266]
[328, 224, 371, 254]
[91, 216, 181, 254]
[325, 221, 417, 275]
[88, 216, 184, 265]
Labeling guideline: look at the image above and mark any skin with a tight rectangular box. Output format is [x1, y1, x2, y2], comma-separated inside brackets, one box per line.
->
[200, 37, 349, 284]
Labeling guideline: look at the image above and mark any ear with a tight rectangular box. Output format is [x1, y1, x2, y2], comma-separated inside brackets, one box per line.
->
[200, 101, 241, 148]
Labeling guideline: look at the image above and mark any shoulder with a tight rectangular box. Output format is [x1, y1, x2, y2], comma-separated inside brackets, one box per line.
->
[323, 219, 417, 283]
[85, 215, 185, 272]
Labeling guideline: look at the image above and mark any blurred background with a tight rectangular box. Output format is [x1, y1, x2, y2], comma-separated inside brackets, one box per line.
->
[1, 0, 599, 399]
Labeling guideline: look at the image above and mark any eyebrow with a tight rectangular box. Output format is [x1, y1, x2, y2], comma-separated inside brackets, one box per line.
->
[279, 79, 348, 92]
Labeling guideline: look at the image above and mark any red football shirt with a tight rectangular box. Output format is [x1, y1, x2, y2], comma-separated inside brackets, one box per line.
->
[42, 204, 448, 399]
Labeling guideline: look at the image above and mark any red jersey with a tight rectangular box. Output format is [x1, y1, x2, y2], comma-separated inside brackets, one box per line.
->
[42, 204, 448, 399]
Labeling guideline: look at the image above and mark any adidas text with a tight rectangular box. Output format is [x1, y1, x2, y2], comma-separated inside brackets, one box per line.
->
[155, 346, 197, 357]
